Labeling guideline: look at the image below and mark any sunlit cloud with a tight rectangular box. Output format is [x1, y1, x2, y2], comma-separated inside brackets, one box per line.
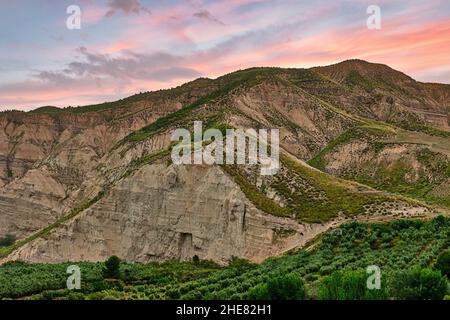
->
[0, 0, 449, 110]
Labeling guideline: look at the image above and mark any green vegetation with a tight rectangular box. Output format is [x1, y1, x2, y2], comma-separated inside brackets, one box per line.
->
[308, 126, 450, 208]
[345, 70, 375, 92]
[435, 250, 450, 278]
[279, 155, 393, 222]
[287, 69, 323, 84]
[248, 274, 305, 300]
[29, 106, 66, 114]
[28, 97, 145, 115]
[223, 153, 405, 223]
[398, 115, 450, 138]
[308, 125, 391, 171]
[221, 165, 290, 219]
[2, 217, 448, 300]
[347, 149, 450, 206]
[104, 256, 121, 279]
[30, 87, 185, 115]
[0, 235, 15, 247]
[123, 96, 209, 143]
[0, 260, 219, 300]
[121, 147, 172, 177]
[389, 268, 448, 300]
[121, 68, 282, 144]
[318, 271, 388, 300]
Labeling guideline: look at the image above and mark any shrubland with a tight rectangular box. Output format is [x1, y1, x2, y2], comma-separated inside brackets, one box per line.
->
[1, 216, 448, 300]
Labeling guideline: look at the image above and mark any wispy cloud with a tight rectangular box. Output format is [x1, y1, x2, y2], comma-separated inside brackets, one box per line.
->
[35, 47, 201, 84]
[193, 10, 225, 25]
[0, 0, 449, 109]
[105, 0, 151, 17]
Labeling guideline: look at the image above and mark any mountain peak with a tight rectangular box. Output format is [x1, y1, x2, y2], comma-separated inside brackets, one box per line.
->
[312, 58, 415, 85]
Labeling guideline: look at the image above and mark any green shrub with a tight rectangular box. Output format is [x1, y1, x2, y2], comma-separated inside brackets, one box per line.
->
[248, 274, 305, 300]
[65, 291, 87, 300]
[389, 268, 448, 300]
[318, 271, 388, 300]
[103, 256, 121, 279]
[228, 256, 252, 268]
[435, 250, 450, 278]
[0, 234, 15, 247]
[248, 284, 270, 299]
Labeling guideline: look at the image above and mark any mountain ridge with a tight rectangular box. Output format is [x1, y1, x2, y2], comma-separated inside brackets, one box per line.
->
[0, 59, 449, 265]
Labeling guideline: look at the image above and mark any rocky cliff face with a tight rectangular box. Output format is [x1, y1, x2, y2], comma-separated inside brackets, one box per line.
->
[0, 78, 214, 239]
[230, 79, 357, 160]
[3, 159, 430, 265]
[0, 77, 215, 185]
[0, 112, 103, 186]
[4, 163, 340, 264]
[0, 60, 448, 265]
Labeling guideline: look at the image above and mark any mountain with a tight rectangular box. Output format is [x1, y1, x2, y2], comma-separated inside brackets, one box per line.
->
[0, 60, 449, 265]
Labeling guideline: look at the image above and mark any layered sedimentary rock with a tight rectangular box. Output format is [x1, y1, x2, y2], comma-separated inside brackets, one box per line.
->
[4, 163, 339, 264]
[0, 61, 448, 265]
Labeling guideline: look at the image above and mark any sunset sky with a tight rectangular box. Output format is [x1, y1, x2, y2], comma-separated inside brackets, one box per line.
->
[1, 0, 449, 110]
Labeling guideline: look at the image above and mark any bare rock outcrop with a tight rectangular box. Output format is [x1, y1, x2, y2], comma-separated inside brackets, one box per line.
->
[4, 163, 336, 265]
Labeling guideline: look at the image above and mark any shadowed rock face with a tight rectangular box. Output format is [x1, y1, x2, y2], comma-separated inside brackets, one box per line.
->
[0, 60, 448, 264]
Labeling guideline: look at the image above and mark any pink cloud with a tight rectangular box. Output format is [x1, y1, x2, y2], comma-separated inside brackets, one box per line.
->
[1, 0, 450, 110]
[81, 3, 107, 25]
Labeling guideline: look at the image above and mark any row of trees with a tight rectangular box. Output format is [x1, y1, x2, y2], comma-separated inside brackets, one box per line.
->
[1, 217, 448, 300]
[249, 257, 449, 300]
[248, 249, 450, 300]
[318, 266, 448, 300]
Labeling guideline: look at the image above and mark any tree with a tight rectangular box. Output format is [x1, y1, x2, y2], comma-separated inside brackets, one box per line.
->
[318, 271, 388, 300]
[435, 250, 450, 278]
[267, 274, 306, 300]
[248, 274, 305, 300]
[247, 284, 270, 300]
[228, 256, 252, 268]
[432, 215, 447, 228]
[389, 268, 448, 300]
[418, 268, 449, 300]
[103, 256, 121, 279]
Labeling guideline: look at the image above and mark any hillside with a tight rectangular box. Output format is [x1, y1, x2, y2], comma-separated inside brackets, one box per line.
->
[1, 216, 449, 300]
[0, 60, 449, 266]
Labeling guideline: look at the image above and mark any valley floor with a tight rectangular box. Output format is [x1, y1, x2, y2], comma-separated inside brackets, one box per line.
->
[1, 216, 449, 300]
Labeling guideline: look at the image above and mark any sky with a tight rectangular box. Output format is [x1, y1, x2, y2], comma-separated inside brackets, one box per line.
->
[0, 0, 449, 110]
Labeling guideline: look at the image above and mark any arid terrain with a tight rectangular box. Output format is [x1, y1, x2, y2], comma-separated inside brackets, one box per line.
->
[0, 59, 449, 265]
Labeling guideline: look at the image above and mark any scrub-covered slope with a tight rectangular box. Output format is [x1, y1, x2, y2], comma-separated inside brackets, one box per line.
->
[0, 61, 448, 265]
